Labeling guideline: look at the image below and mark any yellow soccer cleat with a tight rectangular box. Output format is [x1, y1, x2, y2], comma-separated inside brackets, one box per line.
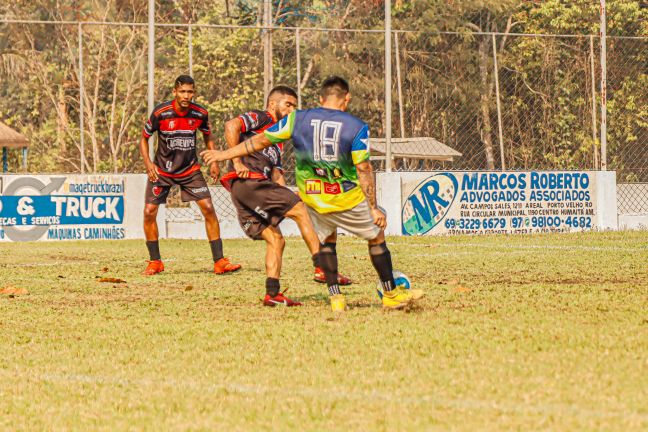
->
[330, 294, 347, 312]
[382, 287, 425, 309]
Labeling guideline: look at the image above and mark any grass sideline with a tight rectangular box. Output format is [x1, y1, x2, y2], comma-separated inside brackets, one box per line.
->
[1, 232, 647, 430]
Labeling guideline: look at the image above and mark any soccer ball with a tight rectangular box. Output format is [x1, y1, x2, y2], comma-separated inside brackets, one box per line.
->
[376, 270, 411, 299]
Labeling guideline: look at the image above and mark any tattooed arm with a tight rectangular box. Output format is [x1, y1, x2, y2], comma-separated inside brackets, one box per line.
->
[201, 133, 273, 164]
[355, 161, 386, 229]
[223, 117, 249, 178]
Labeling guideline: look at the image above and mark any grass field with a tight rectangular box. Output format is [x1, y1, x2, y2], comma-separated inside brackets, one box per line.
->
[1, 232, 647, 431]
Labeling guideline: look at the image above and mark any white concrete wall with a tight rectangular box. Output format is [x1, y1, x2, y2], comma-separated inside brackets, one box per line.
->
[123, 174, 167, 239]
[618, 215, 648, 230]
[164, 184, 301, 239]
[616, 182, 648, 230]
[593, 171, 618, 231]
[377, 172, 405, 236]
[165, 216, 301, 240]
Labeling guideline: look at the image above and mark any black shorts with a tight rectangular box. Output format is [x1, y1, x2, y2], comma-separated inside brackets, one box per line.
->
[230, 179, 302, 240]
[145, 170, 211, 205]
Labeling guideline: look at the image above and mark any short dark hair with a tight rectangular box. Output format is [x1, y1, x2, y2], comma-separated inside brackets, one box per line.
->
[174, 75, 195, 88]
[320, 76, 349, 99]
[267, 85, 298, 105]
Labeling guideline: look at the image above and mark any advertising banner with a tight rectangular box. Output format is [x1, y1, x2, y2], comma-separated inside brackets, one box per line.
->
[0, 175, 127, 241]
[401, 171, 598, 235]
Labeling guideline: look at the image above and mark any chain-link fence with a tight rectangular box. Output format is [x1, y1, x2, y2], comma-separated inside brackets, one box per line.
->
[1, 19, 646, 219]
[607, 37, 648, 214]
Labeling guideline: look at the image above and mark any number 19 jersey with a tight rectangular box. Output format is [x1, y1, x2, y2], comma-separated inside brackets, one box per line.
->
[264, 108, 370, 213]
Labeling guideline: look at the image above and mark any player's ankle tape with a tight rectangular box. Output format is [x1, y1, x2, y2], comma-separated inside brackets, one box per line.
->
[328, 284, 341, 296]
[266, 277, 280, 297]
[380, 279, 395, 292]
[210, 239, 224, 262]
[146, 241, 161, 261]
[320, 242, 337, 254]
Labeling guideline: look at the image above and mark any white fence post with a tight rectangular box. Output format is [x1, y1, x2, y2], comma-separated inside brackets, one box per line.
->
[263, 0, 273, 104]
[384, 0, 392, 172]
[188, 24, 193, 76]
[78, 23, 85, 174]
[492, 33, 506, 171]
[395, 31, 405, 138]
[600, 0, 608, 170]
[589, 35, 599, 169]
[147, 0, 155, 162]
[296, 28, 302, 109]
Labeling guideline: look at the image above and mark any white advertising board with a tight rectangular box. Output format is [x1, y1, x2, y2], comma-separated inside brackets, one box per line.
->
[378, 171, 618, 236]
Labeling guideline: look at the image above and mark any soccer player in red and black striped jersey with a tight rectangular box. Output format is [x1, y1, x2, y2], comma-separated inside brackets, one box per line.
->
[139, 75, 240, 275]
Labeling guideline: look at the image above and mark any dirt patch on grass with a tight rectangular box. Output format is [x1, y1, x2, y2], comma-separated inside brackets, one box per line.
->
[47, 255, 93, 262]
[481, 275, 647, 286]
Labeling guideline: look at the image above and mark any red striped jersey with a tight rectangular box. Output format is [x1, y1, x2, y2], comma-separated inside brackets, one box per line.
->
[229, 110, 283, 178]
[143, 100, 211, 177]
[238, 110, 276, 142]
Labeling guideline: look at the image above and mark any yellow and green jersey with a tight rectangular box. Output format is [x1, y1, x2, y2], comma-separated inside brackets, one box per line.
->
[264, 108, 371, 213]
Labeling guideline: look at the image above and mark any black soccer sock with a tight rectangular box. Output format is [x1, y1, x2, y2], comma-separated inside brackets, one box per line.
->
[311, 253, 320, 269]
[146, 240, 161, 261]
[266, 277, 280, 297]
[319, 242, 340, 295]
[369, 242, 396, 292]
[210, 239, 224, 262]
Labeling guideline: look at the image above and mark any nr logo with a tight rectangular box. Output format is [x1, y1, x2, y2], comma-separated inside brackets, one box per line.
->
[402, 173, 458, 235]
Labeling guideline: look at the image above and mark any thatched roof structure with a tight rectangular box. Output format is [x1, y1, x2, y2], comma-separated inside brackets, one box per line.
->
[370, 137, 461, 162]
[0, 122, 29, 148]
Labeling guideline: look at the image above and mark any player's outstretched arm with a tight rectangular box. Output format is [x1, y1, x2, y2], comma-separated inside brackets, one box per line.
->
[200, 133, 273, 164]
[356, 161, 386, 229]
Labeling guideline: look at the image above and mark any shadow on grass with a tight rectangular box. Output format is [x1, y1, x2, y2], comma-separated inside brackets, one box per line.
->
[173, 268, 263, 275]
[296, 292, 388, 310]
[347, 302, 382, 309]
[297, 293, 330, 303]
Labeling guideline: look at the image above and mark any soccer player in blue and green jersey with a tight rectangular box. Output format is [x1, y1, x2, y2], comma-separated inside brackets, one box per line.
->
[202, 76, 424, 310]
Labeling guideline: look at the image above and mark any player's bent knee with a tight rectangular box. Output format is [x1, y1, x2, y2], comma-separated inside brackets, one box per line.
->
[272, 229, 285, 244]
[143, 206, 158, 220]
[264, 229, 285, 250]
[286, 201, 307, 219]
[276, 235, 286, 251]
[367, 230, 385, 246]
[199, 203, 218, 220]
[200, 203, 215, 214]
[204, 210, 218, 221]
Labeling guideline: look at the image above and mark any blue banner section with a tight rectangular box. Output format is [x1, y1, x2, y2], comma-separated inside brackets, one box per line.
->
[0, 195, 124, 226]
